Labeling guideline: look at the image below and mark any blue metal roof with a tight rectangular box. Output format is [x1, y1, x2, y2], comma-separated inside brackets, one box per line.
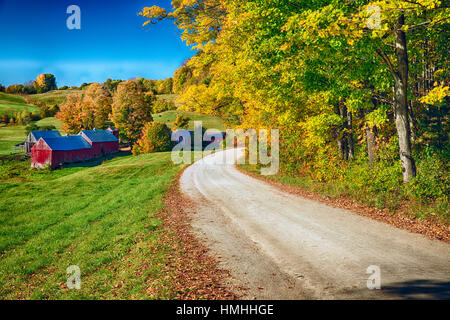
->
[80, 130, 118, 142]
[41, 135, 93, 151]
[30, 131, 61, 140]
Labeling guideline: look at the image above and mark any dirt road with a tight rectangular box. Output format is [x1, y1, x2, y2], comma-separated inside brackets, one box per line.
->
[180, 149, 450, 299]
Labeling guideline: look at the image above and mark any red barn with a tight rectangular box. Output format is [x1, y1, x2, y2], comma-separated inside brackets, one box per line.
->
[31, 136, 94, 169]
[79, 130, 119, 157]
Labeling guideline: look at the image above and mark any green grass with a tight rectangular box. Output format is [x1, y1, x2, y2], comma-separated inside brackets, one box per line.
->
[0, 93, 39, 116]
[0, 125, 27, 155]
[0, 152, 186, 299]
[0, 117, 63, 155]
[36, 117, 63, 131]
[153, 110, 225, 131]
[25, 89, 81, 106]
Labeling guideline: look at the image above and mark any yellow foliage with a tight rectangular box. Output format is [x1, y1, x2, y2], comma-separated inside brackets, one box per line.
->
[419, 85, 450, 105]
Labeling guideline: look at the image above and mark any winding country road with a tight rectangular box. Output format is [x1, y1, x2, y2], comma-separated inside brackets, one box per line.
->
[180, 149, 450, 299]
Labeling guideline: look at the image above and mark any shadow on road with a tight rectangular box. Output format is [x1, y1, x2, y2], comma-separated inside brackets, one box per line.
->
[381, 279, 450, 300]
[342, 279, 450, 300]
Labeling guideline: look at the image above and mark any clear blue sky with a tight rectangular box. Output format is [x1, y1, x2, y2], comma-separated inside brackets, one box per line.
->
[0, 0, 194, 87]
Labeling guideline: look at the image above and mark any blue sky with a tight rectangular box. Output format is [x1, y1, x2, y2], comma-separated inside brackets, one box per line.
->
[0, 0, 194, 87]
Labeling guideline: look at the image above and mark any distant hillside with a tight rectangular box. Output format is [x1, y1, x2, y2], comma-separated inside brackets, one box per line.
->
[25, 89, 82, 106]
[0, 93, 39, 116]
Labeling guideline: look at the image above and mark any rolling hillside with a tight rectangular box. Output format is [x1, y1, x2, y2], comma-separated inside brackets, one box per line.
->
[25, 89, 82, 106]
[0, 93, 39, 116]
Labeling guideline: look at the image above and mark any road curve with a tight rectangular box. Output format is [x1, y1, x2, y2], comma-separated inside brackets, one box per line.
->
[180, 149, 450, 299]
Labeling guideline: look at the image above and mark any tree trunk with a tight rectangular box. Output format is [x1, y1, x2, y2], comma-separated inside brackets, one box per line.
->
[335, 104, 349, 160]
[366, 124, 377, 167]
[366, 98, 378, 167]
[394, 14, 416, 183]
[347, 111, 354, 160]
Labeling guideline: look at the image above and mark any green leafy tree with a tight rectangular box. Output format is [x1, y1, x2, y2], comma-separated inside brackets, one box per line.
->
[111, 80, 153, 145]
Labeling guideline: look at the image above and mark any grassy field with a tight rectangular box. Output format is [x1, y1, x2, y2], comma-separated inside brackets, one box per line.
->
[153, 110, 225, 131]
[0, 152, 186, 299]
[0, 125, 27, 155]
[0, 93, 39, 116]
[25, 89, 81, 106]
[0, 117, 62, 155]
[36, 117, 63, 131]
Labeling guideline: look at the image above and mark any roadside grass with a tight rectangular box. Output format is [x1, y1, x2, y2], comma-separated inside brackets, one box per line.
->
[0, 152, 186, 299]
[153, 110, 225, 131]
[0, 93, 39, 116]
[25, 89, 81, 106]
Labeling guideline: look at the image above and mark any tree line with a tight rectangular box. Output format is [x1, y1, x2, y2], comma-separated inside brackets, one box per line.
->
[56, 78, 176, 147]
[0, 74, 57, 94]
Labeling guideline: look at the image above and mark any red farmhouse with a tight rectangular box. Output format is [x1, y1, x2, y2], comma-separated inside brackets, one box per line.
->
[79, 130, 119, 158]
[31, 135, 94, 169]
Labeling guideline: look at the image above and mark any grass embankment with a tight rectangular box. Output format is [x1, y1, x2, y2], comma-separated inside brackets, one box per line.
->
[153, 110, 225, 131]
[0, 152, 187, 299]
[0, 93, 39, 116]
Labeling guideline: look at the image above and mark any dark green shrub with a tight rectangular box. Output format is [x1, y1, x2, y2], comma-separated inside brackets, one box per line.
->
[408, 152, 449, 203]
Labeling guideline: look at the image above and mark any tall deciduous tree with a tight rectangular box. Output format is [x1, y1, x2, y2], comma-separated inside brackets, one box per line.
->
[111, 80, 153, 145]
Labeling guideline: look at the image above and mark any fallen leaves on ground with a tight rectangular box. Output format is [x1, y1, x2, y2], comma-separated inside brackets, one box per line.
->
[153, 169, 238, 300]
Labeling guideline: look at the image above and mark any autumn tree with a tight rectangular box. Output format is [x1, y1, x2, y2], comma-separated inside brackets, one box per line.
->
[5, 84, 25, 94]
[103, 78, 123, 92]
[133, 121, 172, 155]
[34, 74, 57, 93]
[111, 80, 153, 145]
[57, 83, 112, 133]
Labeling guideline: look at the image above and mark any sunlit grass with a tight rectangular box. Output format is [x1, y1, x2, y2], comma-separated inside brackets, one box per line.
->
[0, 152, 185, 299]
